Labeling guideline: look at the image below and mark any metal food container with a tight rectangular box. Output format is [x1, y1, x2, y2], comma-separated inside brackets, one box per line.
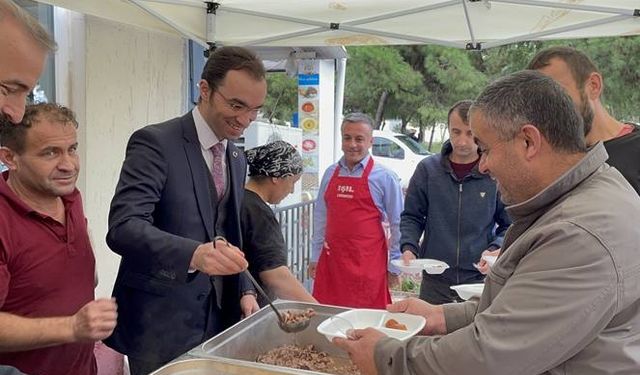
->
[149, 357, 292, 375]
[152, 301, 352, 375]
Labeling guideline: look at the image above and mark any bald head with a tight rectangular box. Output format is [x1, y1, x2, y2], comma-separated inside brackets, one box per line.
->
[0, 0, 56, 52]
[0, 0, 56, 124]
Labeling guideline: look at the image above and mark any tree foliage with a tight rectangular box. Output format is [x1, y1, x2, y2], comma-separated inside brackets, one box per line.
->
[562, 37, 640, 122]
[343, 46, 423, 128]
[263, 72, 298, 125]
[261, 36, 640, 131]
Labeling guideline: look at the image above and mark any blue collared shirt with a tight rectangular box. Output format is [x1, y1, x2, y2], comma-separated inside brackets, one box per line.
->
[311, 154, 403, 274]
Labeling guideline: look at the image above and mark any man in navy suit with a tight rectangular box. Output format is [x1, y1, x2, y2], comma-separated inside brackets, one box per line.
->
[105, 46, 267, 374]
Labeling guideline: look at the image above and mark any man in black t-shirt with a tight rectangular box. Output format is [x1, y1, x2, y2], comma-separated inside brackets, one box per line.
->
[529, 46, 640, 195]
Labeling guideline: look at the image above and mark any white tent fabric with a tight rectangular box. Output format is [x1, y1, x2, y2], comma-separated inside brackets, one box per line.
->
[37, 0, 640, 50]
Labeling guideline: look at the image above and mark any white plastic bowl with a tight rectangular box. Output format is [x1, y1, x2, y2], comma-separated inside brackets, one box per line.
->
[390, 259, 449, 274]
[482, 254, 498, 267]
[317, 309, 425, 342]
[450, 284, 485, 300]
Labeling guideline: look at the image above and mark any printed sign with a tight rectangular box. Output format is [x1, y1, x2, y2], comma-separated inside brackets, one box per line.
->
[298, 60, 320, 175]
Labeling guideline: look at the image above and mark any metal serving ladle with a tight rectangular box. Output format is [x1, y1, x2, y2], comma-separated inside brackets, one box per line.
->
[213, 236, 311, 333]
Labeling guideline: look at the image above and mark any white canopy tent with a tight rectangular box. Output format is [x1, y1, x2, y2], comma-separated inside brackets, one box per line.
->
[36, 0, 640, 148]
[36, 0, 640, 51]
[29, 0, 639, 301]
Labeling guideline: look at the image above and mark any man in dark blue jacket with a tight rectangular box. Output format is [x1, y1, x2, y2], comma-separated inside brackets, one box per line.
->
[400, 100, 511, 304]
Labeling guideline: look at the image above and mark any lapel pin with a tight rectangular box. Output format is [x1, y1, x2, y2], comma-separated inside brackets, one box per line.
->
[232, 151, 238, 158]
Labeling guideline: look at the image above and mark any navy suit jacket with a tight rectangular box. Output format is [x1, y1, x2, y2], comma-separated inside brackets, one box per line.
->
[104, 112, 246, 362]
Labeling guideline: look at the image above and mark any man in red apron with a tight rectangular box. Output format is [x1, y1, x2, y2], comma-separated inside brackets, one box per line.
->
[310, 113, 404, 309]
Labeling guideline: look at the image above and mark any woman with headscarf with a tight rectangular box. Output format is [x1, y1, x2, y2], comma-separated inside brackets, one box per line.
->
[242, 140, 317, 305]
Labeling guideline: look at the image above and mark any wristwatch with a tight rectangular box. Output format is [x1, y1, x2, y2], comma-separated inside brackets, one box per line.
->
[241, 289, 257, 298]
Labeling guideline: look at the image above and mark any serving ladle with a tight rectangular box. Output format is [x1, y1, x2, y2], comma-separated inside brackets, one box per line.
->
[213, 236, 311, 333]
[242, 269, 311, 333]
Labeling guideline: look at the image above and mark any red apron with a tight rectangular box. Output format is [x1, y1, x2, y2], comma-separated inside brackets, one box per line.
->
[313, 158, 391, 308]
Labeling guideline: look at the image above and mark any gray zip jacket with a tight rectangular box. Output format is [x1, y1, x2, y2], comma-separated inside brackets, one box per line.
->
[375, 142, 640, 374]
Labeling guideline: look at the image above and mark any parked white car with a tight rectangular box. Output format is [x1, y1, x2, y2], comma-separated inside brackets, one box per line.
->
[371, 130, 432, 192]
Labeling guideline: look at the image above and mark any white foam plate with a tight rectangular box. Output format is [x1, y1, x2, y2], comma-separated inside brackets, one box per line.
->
[317, 309, 425, 342]
[482, 254, 498, 267]
[450, 284, 485, 300]
[391, 259, 449, 274]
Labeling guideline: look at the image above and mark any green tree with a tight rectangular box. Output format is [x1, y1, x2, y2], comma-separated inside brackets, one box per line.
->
[344, 46, 423, 128]
[479, 41, 542, 78]
[481, 36, 640, 122]
[262, 35, 640, 129]
[263, 72, 297, 125]
[397, 45, 487, 146]
[553, 37, 640, 122]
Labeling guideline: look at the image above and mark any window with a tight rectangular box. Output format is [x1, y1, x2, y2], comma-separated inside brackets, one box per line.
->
[395, 134, 431, 155]
[188, 40, 206, 108]
[373, 137, 404, 159]
[16, 0, 55, 103]
[1, 2, 55, 172]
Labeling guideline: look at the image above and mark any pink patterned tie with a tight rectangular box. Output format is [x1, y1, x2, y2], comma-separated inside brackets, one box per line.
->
[211, 142, 225, 199]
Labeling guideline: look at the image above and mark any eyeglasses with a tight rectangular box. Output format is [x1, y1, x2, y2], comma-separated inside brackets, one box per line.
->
[214, 90, 261, 117]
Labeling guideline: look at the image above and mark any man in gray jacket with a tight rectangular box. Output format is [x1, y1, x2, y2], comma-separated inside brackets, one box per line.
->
[334, 70, 640, 375]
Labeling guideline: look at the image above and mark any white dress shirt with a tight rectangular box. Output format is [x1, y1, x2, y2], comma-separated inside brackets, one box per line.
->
[193, 106, 227, 187]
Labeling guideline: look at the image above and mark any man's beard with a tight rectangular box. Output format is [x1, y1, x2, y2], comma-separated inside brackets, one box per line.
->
[578, 90, 594, 137]
[0, 113, 12, 128]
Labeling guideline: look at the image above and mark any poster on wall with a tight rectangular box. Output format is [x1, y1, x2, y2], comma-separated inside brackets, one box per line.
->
[298, 60, 320, 175]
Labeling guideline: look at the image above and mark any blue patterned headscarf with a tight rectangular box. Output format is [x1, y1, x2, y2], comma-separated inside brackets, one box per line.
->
[245, 140, 303, 177]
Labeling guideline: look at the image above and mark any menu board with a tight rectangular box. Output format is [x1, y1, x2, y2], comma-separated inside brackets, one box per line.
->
[298, 60, 320, 175]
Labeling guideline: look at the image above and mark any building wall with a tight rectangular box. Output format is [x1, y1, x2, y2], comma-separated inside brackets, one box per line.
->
[56, 15, 187, 298]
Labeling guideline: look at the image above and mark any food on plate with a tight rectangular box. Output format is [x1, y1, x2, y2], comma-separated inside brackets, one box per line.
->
[384, 318, 407, 331]
[257, 344, 360, 375]
[401, 277, 418, 292]
[302, 157, 314, 167]
[301, 102, 315, 113]
[302, 139, 317, 151]
[282, 308, 315, 325]
[299, 86, 318, 98]
[302, 118, 318, 131]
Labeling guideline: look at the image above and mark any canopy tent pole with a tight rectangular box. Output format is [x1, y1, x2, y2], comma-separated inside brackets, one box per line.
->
[141, 0, 201, 6]
[483, 14, 631, 49]
[205, 1, 218, 56]
[36, 0, 640, 49]
[236, 27, 329, 47]
[337, 25, 466, 48]
[345, 0, 458, 26]
[128, 0, 206, 46]
[333, 57, 347, 162]
[461, 0, 478, 49]
[221, 6, 328, 28]
[493, 0, 636, 16]
[223, 1, 465, 48]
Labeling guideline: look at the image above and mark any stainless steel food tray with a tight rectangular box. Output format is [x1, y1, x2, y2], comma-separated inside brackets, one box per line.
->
[184, 301, 352, 375]
[150, 357, 299, 375]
